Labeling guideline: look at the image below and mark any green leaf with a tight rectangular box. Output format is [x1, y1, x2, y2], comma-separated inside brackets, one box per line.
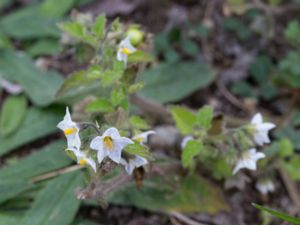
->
[170, 106, 196, 135]
[284, 20, 300, 47]
[182, 140, 202, 168]
[91, 14, 106, 39]
[0, 212, 22, 225]
[249, 55, 273, 84]
[56, 70, 98, 97]
[21, 172, 84, 225]
[139, 62, 215, 103]
[0, 95, 27, 136]
[111, 88, 126, 106]
[0, 180, 32, 204]
[0, 49, 63, 106]
[0, 5, 60, 39]
[0, 140, 71, 181]
[108, 174, 228, 213]
[123, 143, 153, 160]
[253, 204, 300, 224]
[40, 0, 76, 17]
[58, 22, 87, 40]
[279, 138, 293, 157]
[196, 105, 213, 130]
[281, 156, 300, 180]
[0, 107, 64, 156]
[85, 98, 114, 113]
[129, 116, 150, 130]
[27, 39, 62, 57]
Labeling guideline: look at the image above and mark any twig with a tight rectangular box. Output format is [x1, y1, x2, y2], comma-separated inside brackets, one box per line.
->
[170, 212, 209, 225]
[30, 164, 83, 183]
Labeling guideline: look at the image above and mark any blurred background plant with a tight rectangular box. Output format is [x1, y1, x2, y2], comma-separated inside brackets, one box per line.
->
[1, 0, 300, 225]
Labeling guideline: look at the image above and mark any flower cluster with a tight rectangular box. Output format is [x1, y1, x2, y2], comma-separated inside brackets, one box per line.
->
[233, 113, 276, 174]
[57, 107, 154, 175]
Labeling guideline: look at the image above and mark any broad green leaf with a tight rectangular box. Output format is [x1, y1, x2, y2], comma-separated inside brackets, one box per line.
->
[278, 51, 300, 88]
[284, 20, 300, 47]
[129, 116, 150, 130]
[0, 212, 22, 225]
[182, 140, 202, 168]
[0, 0, 15, 10]
[123, 143, 153, 160]
[41, 0, 76, 17]
[27, 39, 62, 57]
[0, 140, 71, 181]
[0, 5, 60, 39]
[196, 105, 213, 130]
[0, 107, 64, 156]
[249, 55, 273, 84]
[0, 95, 27, 136]
[92, 14, 106, 39]
[108, 174, 228, 213]
[280, 157, 300, 180]
[170, 106, 196, 135]
[139, 62, 215, 103]
[85, 99, 114, 113]
[21, 172, 84, 225]
[0, 49, 63, 106]
[253, 204, 300, 225]
[111, 88, 126, 106]
[0, 180, 32, 204]
[58, 22, 87, 40]
[56, 70, 97, 97]
[279, 138, 293, 157]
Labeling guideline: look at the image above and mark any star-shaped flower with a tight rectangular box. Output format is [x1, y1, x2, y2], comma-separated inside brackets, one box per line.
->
[133, 130, 155, 145]
[117, 36, 136, 65]
[256, 179, 275, 195]
[90, 127, 133, 164]
[73, 149, 97, 172]
[250, 113, 276, 146]
[120, 155, 148, 175]
[57, 107, 81, 149]
[233, 148, 265, 174]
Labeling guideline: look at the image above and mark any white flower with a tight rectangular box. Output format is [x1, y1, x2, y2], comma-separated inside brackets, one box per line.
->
[256, 179, 275, 195]
[233, 148, 265, 174]
[74, 150, 97, 172]
[120, 155, 148, 175]
[90, 127, 133, 164]
[117, 36, 136, 65]
[181, 136, 194, 149]
[133, 130, 155, 145]
[250, 113, 276, 146]
[57, 107, 81, 149]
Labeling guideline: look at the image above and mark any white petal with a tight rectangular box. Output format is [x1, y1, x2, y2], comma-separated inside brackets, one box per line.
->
[103, 127, 120, 139]
[117, 50, 123, 61]
[108, 147, 122, 163]
[257, 122, 276, 131]
[253, 134, 265, 146]
[251, 113, 263, 125]
[115, 137, 134, 149]
[86, 158, 97, 172]
[133, 156, 148, 167]
[252, 152, 265, 161]
[90, 136, 103, 151]
[133, 130, 155, 143]
[97, 149, 108, 164]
